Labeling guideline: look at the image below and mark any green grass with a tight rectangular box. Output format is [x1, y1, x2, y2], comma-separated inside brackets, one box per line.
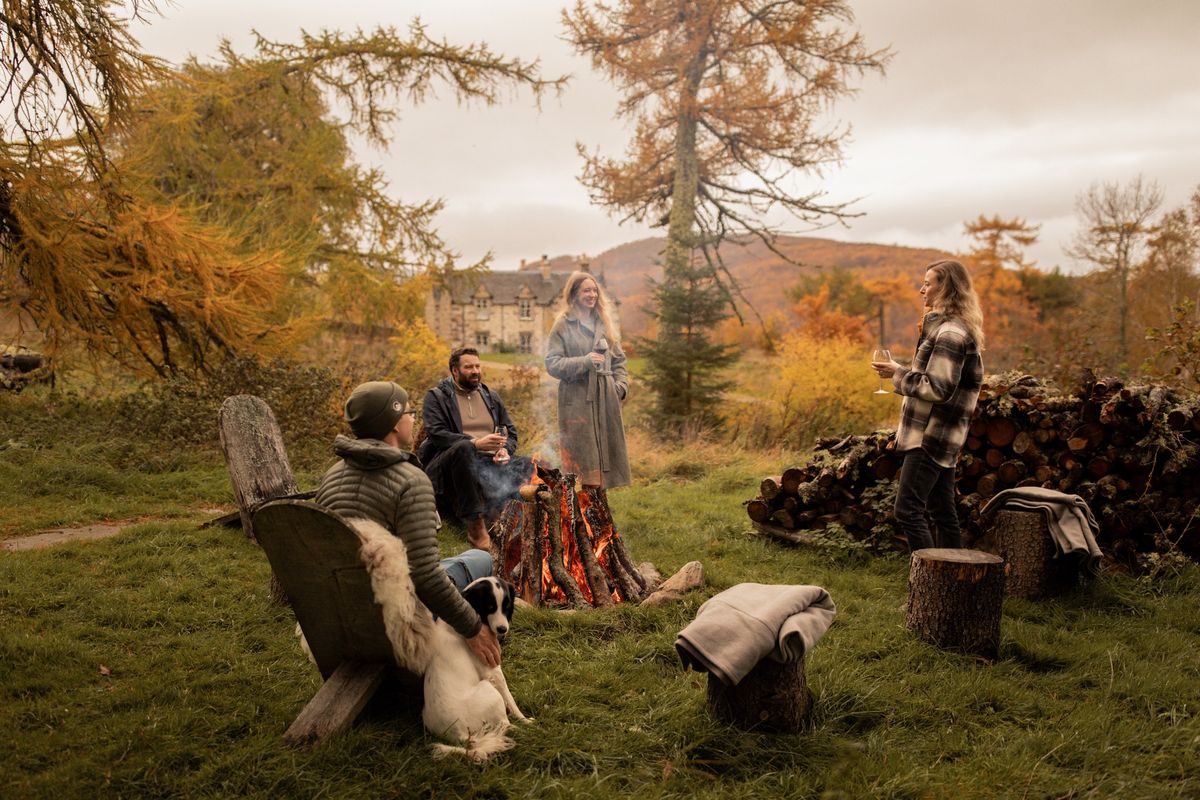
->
[2, 412, 1199, 798]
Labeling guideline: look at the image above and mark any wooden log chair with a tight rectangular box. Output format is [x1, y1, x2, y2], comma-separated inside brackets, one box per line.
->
[217, 394, 314, 604]
[906, 549, 1005, 660]
[253, 499, 423, 748]
[706, 657, 812, 733]
[990, 509, 1079, 600]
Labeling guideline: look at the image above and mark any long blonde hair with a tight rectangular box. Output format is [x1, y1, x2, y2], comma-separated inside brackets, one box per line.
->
[558, 271, 618, 343]
[928, 259, 985, 349]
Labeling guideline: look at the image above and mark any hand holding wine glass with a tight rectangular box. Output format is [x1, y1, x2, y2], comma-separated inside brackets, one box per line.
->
[492, 426, 510, 463]
[871, 348, 892, 395]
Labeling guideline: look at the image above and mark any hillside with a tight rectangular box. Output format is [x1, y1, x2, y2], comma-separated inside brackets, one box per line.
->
[521, 236, 952, 337]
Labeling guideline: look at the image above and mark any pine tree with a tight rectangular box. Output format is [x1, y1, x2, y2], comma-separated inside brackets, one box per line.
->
[642, 252, 737, 429]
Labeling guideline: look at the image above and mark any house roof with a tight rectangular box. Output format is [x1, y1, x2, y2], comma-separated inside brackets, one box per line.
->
[437, 270, 572, 306]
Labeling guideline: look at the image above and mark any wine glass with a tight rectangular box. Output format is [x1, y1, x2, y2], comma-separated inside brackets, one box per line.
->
[492, 425, 509, 463]
[871, 349, 891, 395]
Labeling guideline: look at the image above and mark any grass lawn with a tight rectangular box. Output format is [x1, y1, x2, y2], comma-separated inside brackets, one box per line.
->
[2, 418, 1199, 798]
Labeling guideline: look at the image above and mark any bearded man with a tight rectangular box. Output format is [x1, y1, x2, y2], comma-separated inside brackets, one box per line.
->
[419, 348, 531, 549]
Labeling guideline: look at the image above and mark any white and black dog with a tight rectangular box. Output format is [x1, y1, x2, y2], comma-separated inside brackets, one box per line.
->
[423, 576, 530, 763]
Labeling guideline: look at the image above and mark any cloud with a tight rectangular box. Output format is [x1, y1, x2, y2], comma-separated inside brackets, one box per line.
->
[130, 0, 1200, 277]
[434, 203, 651, 270]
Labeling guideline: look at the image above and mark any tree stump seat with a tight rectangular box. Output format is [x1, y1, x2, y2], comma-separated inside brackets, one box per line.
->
[706, 656, 812, 733]
[991, 509, 1078, 599]
[906, 548, 1004, 659]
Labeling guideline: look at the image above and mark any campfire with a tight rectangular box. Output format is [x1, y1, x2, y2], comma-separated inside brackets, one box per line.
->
[492, 461, 647, 609]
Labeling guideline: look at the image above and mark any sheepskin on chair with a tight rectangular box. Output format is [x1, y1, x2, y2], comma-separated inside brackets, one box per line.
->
[293, 518, 435, 675]
[350, 517, 436, 674]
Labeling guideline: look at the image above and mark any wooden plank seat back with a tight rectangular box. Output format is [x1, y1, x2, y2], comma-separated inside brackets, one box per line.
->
[252, 499, 400, 680]
[218, 395, 300, 542]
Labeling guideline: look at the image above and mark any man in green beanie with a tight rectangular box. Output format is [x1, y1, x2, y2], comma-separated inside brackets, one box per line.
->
[316, 380, 501, 668]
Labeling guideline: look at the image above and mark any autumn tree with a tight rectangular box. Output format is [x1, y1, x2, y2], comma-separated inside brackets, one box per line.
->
[564, 0, 889, 427]
[1, 0, 285, 375]
[2, 5, 560, 376]
[114, 27, 561, 377]
[961, 214, 1047, 367]
[787, 266, 912, 351]
[1066, 175, 1163, 367]
[1134, 187, 1199, 322]
[1137, 186, 1200, 385]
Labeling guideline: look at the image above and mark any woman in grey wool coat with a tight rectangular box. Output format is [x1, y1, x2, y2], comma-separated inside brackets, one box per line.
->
[545, 271, 631, 489]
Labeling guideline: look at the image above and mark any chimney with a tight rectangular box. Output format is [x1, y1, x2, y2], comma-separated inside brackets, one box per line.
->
[520, 258, 526, 270]
[539, 255, 551, 280]
[579, 254, 591, 274]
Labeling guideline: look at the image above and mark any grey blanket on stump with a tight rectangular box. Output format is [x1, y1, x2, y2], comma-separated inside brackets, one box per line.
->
[981, 487, 1103, 572]
[675, 583, 835, 686]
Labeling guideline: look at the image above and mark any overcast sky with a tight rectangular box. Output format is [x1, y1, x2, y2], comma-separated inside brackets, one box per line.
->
[132, 1, 1200, 273]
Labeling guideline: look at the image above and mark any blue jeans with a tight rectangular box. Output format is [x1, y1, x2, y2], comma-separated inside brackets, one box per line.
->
[894, 449, 961, 552]
[439, 548, 494, 592]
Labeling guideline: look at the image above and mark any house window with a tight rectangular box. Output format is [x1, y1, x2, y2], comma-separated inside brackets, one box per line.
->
[518, 299, 533, 320]
[475, 331, 489, 348]
[475, 297, 490, 320]
[519, 331, 533, 354]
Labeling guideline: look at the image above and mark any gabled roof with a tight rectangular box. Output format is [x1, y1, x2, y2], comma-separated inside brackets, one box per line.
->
[437, 270, 572, 306]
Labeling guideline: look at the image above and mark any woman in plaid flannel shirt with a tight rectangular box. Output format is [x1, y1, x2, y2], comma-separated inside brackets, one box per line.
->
[872, 260, 985, 552]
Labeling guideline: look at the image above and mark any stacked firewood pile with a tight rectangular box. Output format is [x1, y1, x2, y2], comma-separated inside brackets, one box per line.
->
[746, 372, 1200, 567]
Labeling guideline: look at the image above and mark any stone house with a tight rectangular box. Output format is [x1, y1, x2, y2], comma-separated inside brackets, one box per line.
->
[424, 256, 616, 356]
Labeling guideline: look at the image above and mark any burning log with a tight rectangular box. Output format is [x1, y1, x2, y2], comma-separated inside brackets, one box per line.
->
[544, 481, 587, 609]
[582, 486, 646, 602]
[565, 483, 614, 609]
[493, 462, 647, 609]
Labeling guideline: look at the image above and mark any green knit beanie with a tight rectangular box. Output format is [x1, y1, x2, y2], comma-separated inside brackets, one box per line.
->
[344, 381, 409, 440]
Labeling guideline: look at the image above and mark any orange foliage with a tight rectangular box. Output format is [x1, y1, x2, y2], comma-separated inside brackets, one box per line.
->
[791, 286, 870, 344]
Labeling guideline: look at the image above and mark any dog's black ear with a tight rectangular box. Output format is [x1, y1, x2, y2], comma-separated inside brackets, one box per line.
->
[501, 580, 515, 620]
[462, 579, 498, 617]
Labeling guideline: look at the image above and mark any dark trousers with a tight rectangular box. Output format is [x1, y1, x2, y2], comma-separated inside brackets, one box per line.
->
[894, 448, 961, 552]
[424, 439, 532, 521]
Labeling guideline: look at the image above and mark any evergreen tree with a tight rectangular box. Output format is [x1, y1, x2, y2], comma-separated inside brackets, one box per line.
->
[641, 250, 737, 429]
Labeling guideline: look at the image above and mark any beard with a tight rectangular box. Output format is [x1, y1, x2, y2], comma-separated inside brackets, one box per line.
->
[454, 370, 481, 390]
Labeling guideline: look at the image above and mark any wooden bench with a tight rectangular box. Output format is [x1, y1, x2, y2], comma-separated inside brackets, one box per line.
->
[253, 499, 422, 748]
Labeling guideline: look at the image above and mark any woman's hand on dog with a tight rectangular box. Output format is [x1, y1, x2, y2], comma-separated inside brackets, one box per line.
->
[466, 626, 502, 668]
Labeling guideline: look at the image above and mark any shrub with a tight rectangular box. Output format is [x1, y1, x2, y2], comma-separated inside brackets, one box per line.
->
[727, 332, 896, 449]
[117, 356, 343, 455]
[491, 363, 552, 453]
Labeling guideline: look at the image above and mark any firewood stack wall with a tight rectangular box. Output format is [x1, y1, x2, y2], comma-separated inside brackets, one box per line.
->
[745, 373, 1200, 567]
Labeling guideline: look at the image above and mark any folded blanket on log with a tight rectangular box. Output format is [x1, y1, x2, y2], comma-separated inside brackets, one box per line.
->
[675, 583, 835, 686]
[981, 487, 1102, 573]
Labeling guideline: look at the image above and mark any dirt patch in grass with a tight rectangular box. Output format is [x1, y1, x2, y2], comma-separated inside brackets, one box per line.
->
[1, 508, 230, 551]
